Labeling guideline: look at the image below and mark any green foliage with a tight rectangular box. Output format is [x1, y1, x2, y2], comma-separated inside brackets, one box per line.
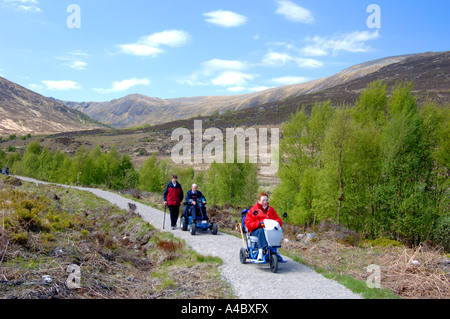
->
[320, 108, 355, 224]
[375, 87, 434, 243]
[5, 80, 447, 249]
[12, 143, 138, 190]
[388, 82, 418, 117]
[203, 159, 259, 207]
[432, 215, 450, 252]
[139, 153, 164, 192]
[8, 137, 257, 209]
[272, 81, 449, 246]
[273, 101, 334, 225]
[419, 101, 450, 223]
[12, 231, 28, 245]
[1, 189, 82, 239]
[365, 238, 404, 248]
[172, 165, 195, 192]
[352, 80, 388, 126]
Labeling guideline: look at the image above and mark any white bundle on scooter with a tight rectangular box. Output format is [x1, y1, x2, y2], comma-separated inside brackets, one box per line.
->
[263, 219, 280, 230]
[263, 219, 283, 247]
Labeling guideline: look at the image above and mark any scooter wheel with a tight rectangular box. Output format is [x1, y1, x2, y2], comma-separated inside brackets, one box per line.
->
[190, 223, 197, 235]
[270, 253, 278, 273]
[211, 222, 218, 235]
[239, 248, 247, 264]
[180, 216, 188, 231]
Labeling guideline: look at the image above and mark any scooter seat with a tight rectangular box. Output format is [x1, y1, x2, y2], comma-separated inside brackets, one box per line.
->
[249, 236, 258, 243]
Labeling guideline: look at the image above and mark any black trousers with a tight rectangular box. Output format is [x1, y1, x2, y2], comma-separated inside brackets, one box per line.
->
[168, 205, 180, 227]
[188, 205, 208, 221]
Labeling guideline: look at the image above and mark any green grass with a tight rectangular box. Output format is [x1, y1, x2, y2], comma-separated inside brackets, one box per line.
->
[0, 175, 235, 299]
[284, 251, 400, 299]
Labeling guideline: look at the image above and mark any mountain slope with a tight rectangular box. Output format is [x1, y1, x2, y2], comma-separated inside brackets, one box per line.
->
[63, 53, 418, 129]
[143, 51, 449, 132]
[0, 77, 105, 136]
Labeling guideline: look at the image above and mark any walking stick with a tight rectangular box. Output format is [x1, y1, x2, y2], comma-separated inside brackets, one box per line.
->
[163, 204, 167, 229]
[236, 211, 247, 249]
[239, 222, 247, 249]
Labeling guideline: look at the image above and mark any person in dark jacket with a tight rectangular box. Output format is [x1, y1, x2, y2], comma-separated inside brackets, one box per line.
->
[163, 174, 184, 230]
[184, 184, 208, 222]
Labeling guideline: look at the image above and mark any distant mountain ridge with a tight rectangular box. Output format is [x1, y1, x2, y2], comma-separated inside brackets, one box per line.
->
[0, 77, 105, 136]
[137, 51, 449, 134]
[61, 53, 425, 129]
[1, 51, 448, 136]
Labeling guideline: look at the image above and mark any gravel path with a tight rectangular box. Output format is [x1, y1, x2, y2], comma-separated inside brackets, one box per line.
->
[16, 176, 362, 299]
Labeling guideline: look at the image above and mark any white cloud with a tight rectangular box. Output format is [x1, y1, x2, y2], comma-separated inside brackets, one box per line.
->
[179, 56, 310, 93]
[17, 4, 40, 12]
[177, 58, 262, 93]
[262, 52, 292, 66]
[119, 44, 163, 57]
[271, 76, 310, 86]
[302, 30, 380, 56]
[40, 80, 81, 91]
[178, 58, 249, 86]
[204, 9, 247, 28]
[2, 0, 41, 12]
[118, 29, 190, 57]
[262, 51, 323, 68]
[295, 58, 323, 68]
[93, 78, 151, 94]
[211, 71, 254, 87]
[202, 59, 248, 74]
[276, 0, 314, 23]
[56, 51, 90, 70]
[299, 46, 327, 57]
[68, 61, 88, 71]
[143, 29, 191, 47]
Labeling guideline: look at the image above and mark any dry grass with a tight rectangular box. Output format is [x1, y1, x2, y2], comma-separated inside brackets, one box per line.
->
[137, 191, 450, 299]
[0, 176, 234, 299]
[376, 245, 450, 298]
[281, 233, 450, 299]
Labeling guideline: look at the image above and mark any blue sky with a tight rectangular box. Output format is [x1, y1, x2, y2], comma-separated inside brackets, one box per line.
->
[0, 0, 448, 102]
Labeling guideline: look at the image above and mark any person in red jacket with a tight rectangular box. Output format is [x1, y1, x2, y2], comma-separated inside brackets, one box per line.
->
[163, 174, 184, 230]
[245, 192, 282, 261]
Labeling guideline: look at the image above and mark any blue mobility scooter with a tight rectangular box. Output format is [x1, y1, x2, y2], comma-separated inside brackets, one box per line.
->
[180, 199, 218, 236]
[239, 209, 287, 273]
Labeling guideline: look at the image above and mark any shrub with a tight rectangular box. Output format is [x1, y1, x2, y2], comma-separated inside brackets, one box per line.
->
[432, 215, 450, 252]
[367, 238, 403, 248]
[11, 231, 28, 245]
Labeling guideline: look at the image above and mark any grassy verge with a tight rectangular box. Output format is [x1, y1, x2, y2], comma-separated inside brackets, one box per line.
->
[279, 234, 450, 299]
[0, 175, 234, 299]
[282, 250, 399, 299]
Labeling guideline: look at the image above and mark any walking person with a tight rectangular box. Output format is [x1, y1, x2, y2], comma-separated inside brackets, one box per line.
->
[163, 174, 184, 230]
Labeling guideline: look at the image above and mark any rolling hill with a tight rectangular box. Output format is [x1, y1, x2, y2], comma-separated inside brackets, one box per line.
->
[0, 76, 105, 136]
[140, 50, 449, 132]
[1, 51, 448, 136]
[61, 52, 447, 129]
